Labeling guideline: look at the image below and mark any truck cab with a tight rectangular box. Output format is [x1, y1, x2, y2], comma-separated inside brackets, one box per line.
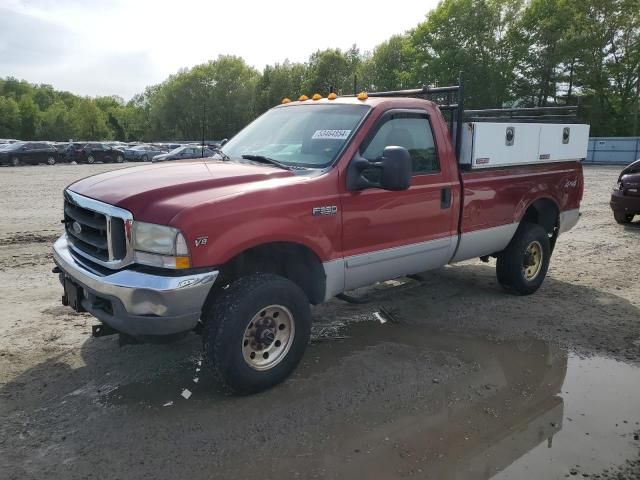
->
[53, 84, 586, 394]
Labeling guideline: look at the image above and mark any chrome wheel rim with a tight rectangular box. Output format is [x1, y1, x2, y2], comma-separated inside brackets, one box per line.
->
[242, 305, 295, 371]
[47, 156, 55, 165]
[523, 240, 543, 281]
[87, 155, 95, 164]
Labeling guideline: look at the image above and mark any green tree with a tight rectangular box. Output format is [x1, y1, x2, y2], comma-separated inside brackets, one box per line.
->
[303, 48, 354, 95]
[70, 99, 112, 140]
[359, 35, 415, 91]
[17, 95, 40, 140]
[0, 97, 21, 138]
[255, 60, 307, 113]
[37, 101, 73, 141]
[147, 55, 259, 140]
[410, 0, 524, 108]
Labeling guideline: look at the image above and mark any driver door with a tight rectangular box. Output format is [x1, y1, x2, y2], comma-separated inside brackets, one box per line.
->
[340, 110, 457, 290]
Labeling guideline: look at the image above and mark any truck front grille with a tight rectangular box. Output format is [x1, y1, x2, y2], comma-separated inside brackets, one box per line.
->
[63, 190, 133, 269]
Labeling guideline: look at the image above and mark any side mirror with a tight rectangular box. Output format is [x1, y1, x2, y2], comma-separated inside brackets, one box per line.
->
[347, 146, 412, 192]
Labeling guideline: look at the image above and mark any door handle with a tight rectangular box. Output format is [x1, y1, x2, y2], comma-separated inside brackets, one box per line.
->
[441, 188, 452, 209]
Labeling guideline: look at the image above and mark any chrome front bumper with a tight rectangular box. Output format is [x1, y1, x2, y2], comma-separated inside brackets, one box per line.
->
[53, 235, 218, 337]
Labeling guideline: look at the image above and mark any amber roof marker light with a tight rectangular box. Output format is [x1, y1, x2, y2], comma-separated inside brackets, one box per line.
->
[281, 97, 291, 104]
[357, 91, 368, 101]
[298, 95, 309, 101]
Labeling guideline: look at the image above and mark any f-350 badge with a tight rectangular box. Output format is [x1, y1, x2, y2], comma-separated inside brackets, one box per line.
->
[312, 206, 338, 216]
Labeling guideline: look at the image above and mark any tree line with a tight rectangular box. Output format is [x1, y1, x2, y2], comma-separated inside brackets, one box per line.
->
[1, 0, 638, 142]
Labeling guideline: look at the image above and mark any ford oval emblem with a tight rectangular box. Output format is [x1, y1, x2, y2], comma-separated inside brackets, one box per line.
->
[72, 221, 82, 235]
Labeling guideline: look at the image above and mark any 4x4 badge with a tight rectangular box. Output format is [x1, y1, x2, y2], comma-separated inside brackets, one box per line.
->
[195, 236, 208, 247]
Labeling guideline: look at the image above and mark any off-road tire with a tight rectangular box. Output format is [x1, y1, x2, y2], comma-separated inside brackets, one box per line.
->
[496, 222, 551, 295]
[614, 212, 633, 224]
[202, 273, 311, 395]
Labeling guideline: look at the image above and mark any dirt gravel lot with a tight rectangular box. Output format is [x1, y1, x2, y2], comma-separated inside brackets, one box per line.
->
[1, 163, 639, 479]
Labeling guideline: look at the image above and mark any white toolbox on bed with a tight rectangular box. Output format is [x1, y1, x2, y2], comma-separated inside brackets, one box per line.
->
[459, 122, 590, 169]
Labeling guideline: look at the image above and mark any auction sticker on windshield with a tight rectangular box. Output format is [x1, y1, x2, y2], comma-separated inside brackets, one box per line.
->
[312, 130, 351, 140]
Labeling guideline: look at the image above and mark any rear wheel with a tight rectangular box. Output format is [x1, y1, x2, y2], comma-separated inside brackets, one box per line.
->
[141, 154, 148, 162]
[11, 157, 19, 167]
[496, 222, 551, 295]
[86, 155, 95, 164]
[47, 156, 56, 165]
[202, 273, 311, 394]
[614, 212, 634, 224]
[116, 154, 124, 163]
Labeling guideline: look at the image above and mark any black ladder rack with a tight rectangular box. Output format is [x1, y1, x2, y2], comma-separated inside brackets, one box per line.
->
[365, 81, 465, 161]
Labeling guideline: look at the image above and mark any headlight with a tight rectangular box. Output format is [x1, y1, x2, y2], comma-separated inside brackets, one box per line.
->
[133, 221, 190, 269]
[615, 180, 623, 190]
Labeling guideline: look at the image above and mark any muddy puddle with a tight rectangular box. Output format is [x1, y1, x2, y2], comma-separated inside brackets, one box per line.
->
[101, 320, 640, 479]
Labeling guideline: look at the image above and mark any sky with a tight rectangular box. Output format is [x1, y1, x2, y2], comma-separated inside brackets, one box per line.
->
[0, 0, 440, 100]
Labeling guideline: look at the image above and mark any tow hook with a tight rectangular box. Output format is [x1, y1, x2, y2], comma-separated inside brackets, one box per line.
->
[91, 324, 142, 347]
[92, 324, 118, 338]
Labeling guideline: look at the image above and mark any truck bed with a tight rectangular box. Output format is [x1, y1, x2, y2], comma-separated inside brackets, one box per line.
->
[451, 161, 583, 262]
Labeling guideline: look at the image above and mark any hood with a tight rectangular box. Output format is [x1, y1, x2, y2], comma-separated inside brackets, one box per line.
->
[68, 160, 295, 224]
[620, 159, 640, 178]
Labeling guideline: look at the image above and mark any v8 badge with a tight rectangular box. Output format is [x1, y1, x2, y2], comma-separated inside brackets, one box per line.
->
[195, 236, 208, 247]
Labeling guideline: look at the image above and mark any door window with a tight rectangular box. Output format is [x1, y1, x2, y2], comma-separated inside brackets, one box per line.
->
[361, 114, 439, 175]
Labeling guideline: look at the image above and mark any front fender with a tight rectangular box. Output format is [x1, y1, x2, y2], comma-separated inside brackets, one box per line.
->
[199, 216, 335, 266]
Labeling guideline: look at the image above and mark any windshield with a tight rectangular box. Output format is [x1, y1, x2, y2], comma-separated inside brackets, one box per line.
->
[622, 158, 640, 175]
[222, 104, 369, 167]
[1, 142, 23, 151]
[168, 146, 184, 154]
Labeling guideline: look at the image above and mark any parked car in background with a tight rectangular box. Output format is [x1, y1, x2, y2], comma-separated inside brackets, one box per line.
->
[0, 139, 20, 145]
[154, 143, 183, 152]
[78, 143, 125, 164]
[151, 145, 215, 162]
[610, 158, 640, 224]
[124, 144, 168, 162]
[53, 143, 71, 163]
[62, 142, 87, 163]
[0, 141, 57, 166]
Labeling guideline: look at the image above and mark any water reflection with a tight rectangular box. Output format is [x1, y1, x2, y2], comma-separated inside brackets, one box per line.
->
[104, 323, 569, 479]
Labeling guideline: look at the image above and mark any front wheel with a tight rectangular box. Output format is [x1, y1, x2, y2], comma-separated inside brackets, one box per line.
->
[141, 155, 148, 162]
[496, 222, 551, 295]
[116, 154, 124, 163]
[47, 156, 56, 165]
[11, 157, 19, 167]
[202, 274, 311, 394]
[86, 155, 95, 164]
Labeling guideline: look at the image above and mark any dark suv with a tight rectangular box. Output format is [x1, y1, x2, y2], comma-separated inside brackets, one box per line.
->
[610, 159, 640, 224]
[0, 142, 58, 166]
[78, 143, 125, 164]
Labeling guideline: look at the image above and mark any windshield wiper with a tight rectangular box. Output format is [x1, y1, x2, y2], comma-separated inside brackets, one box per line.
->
[241, 154, 292, 170]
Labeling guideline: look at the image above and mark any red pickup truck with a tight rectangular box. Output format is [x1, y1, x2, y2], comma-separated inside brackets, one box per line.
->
[53, 85, 585, 393]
